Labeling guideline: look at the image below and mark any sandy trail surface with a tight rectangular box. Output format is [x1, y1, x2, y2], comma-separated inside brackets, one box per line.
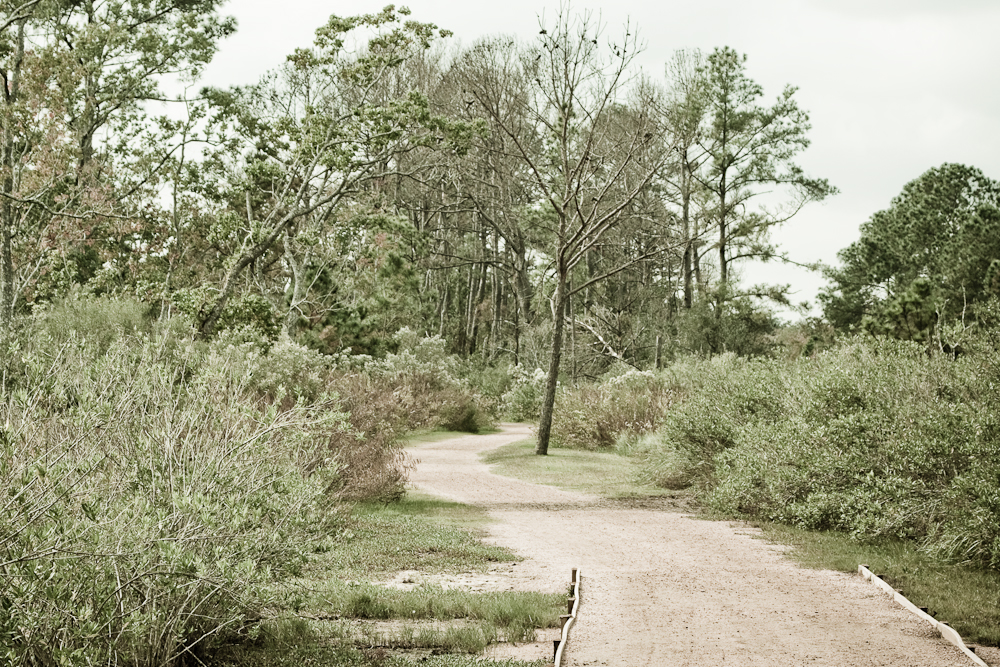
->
[408, 424, 983, 667]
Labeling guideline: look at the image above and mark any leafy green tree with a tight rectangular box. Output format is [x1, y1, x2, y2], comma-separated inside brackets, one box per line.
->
[0, 0, 234, 328]
[695, 46, 835, 287]
[821, 163, 1000, 342]
[193, 6, 473, 338]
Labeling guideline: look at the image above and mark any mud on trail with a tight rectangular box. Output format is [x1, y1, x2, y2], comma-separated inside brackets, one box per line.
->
[407, 424, 994, 667]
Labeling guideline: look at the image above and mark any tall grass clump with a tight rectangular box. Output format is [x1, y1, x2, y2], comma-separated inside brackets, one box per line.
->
[640, 334, 1000, 570]
[0, 297, 427, 666]
[550, 365, 679, 450]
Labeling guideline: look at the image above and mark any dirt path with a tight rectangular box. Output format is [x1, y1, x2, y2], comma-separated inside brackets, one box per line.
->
[408, 424, 980, 667]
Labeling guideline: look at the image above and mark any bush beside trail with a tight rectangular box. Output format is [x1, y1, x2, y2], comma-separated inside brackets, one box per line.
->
[638, 336, 1000, 570]
[549, 366, 678, 450]
[0, 298, 494, 666]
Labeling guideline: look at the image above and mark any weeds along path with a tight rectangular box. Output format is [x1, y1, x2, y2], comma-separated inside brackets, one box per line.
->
[407, 424, 975, 667]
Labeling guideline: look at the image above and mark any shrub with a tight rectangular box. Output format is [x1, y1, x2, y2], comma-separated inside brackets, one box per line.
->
[0, 335, 343, 666]
[0, 306, 432, 665]
[457, 359, 514, 418]
[324, 372, 414, 501]
[641, 335, 1000, 570]
[31, 292, 152, 354]
[369, 328, 496, 434]
[437, 390, 494, 434]
[549, 367, 677, 450]
[500, 366, 547, 422]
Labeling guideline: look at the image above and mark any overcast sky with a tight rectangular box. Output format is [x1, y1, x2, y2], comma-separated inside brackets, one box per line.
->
[199, 0, 1000, 320]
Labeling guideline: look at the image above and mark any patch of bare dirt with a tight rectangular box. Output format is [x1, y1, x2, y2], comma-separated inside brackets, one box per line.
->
[408, 424, 989, 666]
[380, 563, 523, 592]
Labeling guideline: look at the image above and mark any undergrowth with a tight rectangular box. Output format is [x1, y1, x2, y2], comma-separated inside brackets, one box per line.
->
[216, 494, 562, 666]
[637, 332, 1000, 571]
[549, 365, 677, 449]
[0, 297, 498, 666]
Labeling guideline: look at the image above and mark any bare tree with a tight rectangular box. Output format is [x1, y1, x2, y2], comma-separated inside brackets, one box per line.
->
[461, 9, 672, 454]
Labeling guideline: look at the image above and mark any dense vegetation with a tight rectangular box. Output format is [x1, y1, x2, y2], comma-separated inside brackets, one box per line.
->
[0, 3, 833, 455]
[0, 296, 505, 665]
[821, 163, 1000, 341]
[3, 0, 1000, 661]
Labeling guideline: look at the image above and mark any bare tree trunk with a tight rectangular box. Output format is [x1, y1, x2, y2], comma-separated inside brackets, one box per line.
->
[536, 267, 567, 455]
[0, 20, 25, 331]
[282, 232, 308, 336]
[438, 285, 449, 338]
[681, 154, 694, 309]
[569, 280, 577, 382]
[490, 234, 501, 360]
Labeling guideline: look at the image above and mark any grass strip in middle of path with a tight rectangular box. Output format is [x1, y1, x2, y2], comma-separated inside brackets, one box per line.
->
[481, 438, 677, 499]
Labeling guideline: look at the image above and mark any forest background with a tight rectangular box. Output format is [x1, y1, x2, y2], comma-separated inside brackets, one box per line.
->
[3, 1, 1000, 665]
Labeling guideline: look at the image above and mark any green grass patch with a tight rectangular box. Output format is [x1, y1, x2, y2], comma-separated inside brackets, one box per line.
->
[760, 523, 1000, 646]
[481, 439, 672, 498]
[303, 495, 517, 580]
[406, 429, 476, 445]
[367, 491, 497, 530]
[217, 494, 561, 666]
[297, 583, 559, 638]
[406, 427, 502, 446]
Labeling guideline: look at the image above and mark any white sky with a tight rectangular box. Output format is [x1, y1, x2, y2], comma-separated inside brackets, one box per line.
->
[201, 0, 1000, 320]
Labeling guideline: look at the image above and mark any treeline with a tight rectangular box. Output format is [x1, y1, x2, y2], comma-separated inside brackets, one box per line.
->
[0, 3, 834, 453]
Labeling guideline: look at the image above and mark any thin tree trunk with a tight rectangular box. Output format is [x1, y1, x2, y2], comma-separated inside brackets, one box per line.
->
[536, 269, 567, 455]
[438, 285, 449, 338]
[0, 20, 25, 331]
[681, 155, 694, 309]
[568, 280, 577, 382]
[282, 232, 308, 336]
[490, 234, 501, 360]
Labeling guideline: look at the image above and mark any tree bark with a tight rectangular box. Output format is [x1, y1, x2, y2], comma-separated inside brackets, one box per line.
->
[535, 267, 567, 455]
[282, 232, 307, 336]
[0, 20, 25, 331]
[681, 152, 694, 309]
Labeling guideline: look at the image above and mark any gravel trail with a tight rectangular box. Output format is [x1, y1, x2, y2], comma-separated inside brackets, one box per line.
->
[408, 424, 981, 667]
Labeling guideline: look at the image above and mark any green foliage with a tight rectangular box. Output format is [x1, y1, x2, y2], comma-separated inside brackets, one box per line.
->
[550, 366, 677, 450]
[822, 163, 1000, 340]
[772, 317, 837, 360]
[0, 335, 345, 665]
[641, 335, 1000, 571]
[671, 291, 778, 357]
[438, 394, 494, 434]
[456, 359, 514, 416]
[0, 299, 466, 665]
[369, 328, 496, 434]
[374, 328, 460, 386]
[173, 286, 281, 343]
[31, 292, 152, 353]
[696, 47, 836, 284]
[638, 353, 784, 485]
[499, 366, 547, 422]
